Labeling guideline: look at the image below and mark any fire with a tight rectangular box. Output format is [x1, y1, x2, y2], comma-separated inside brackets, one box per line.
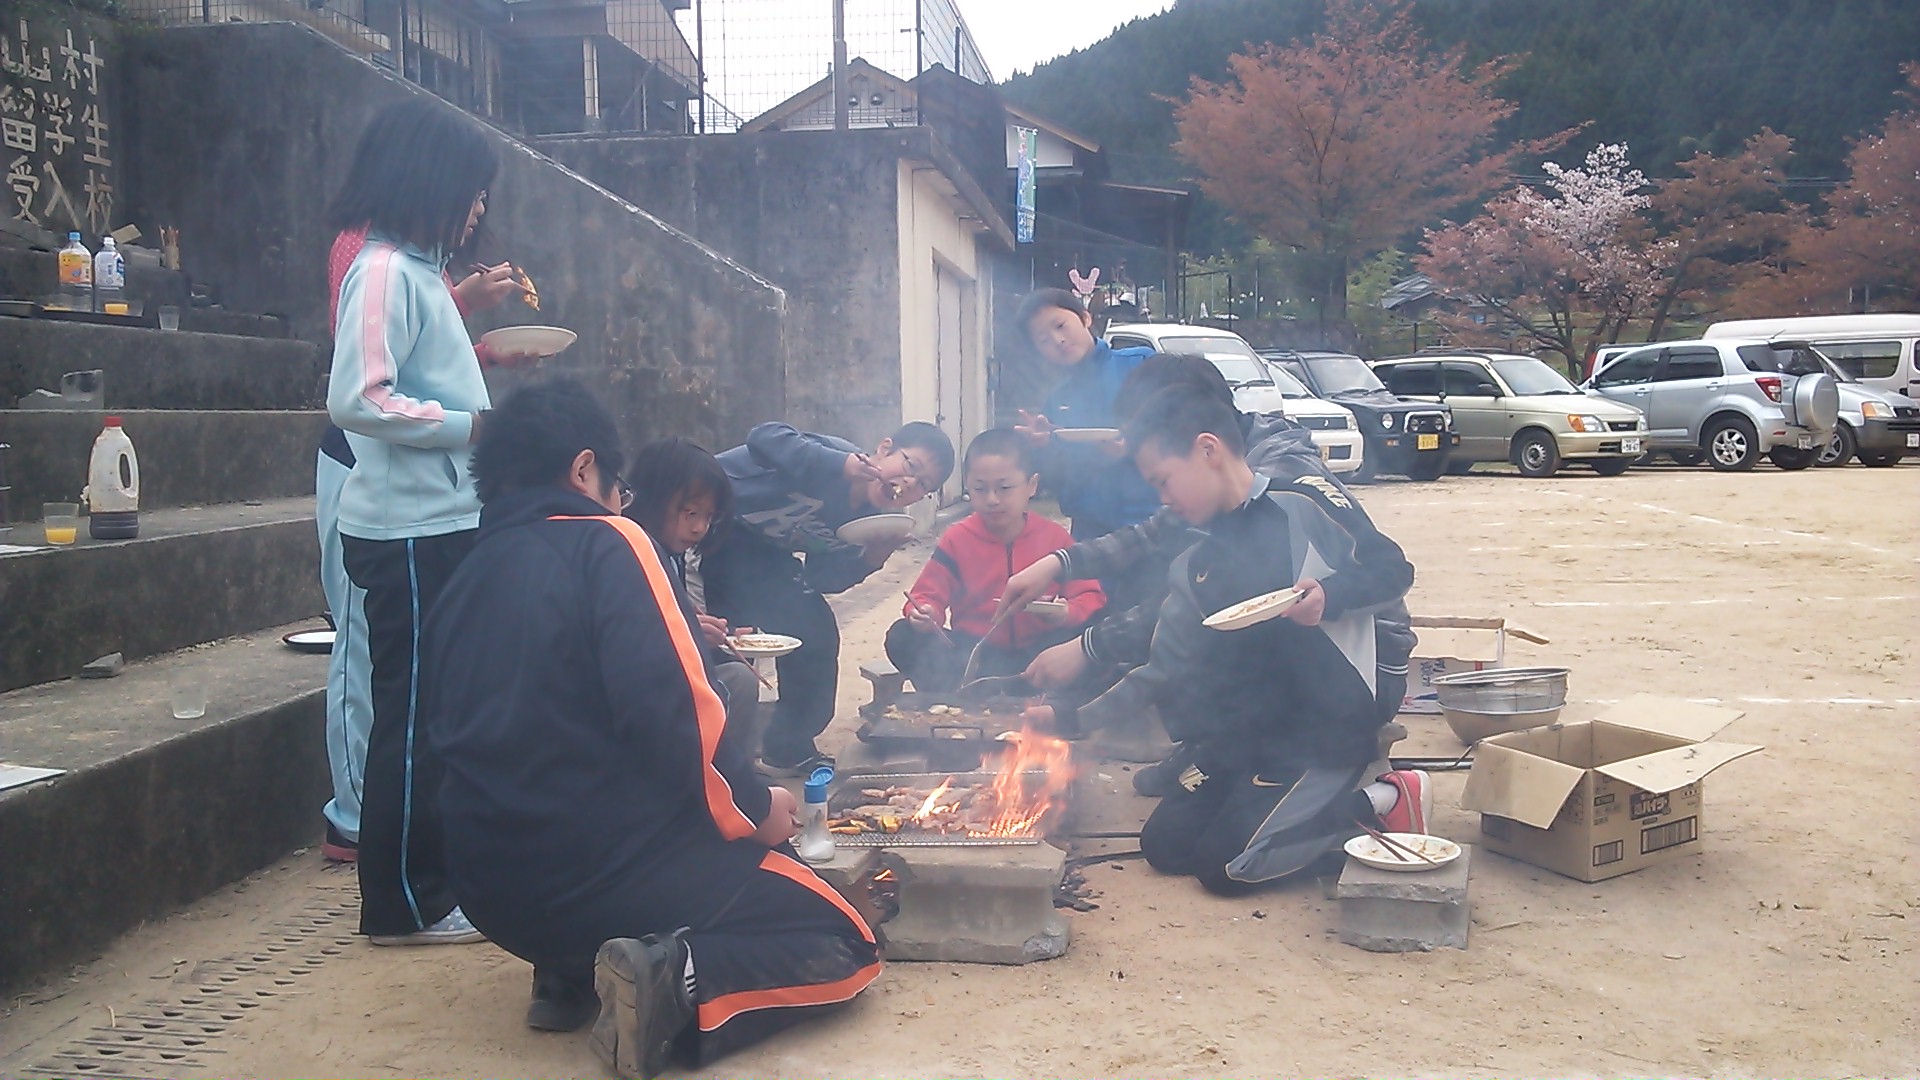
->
[910, 776, 954, 821]
[977, 725, 1075, 838]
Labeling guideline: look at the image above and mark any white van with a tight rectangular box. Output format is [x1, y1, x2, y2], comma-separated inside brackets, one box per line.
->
[1703, 314, 1920, 400]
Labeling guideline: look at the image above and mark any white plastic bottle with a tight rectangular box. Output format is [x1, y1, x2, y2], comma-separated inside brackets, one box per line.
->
[93, 236, 125, 313]
[57, 232, 92, 311]
[798, 765, 836, 864]
[85, 416, 140, 540]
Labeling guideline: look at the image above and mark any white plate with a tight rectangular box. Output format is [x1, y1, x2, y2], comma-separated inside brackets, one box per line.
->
[1202, 587, 1304, 631]
[1343, 832, 1461, 872]
[727, 633, 802, 659]
[1026, 598, 1069, 618]
[1053, 427, 1122, 444]
[479, 325, 577, 357]
[282, 629, 336, 654]
[836, 513, 915, 547]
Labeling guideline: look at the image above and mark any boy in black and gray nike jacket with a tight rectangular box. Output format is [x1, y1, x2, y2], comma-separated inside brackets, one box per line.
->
[1077, 387, 1430, 895]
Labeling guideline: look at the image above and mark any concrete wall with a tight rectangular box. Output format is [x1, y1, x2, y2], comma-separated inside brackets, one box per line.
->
[116, 21, 790, 449]
[539, 128, 910, 447]
[898, 160, 991, 460]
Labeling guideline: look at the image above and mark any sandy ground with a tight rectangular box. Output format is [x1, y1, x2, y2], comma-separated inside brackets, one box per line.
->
[5, 462, 1918, 1078]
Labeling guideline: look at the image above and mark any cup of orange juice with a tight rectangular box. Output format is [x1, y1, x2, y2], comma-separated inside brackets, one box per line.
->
[43, 502, 79, 545]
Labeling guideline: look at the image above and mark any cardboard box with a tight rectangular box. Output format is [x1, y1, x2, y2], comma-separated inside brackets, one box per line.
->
[1403, 616, 1550, 714]
[1460, 695, 1763, 882]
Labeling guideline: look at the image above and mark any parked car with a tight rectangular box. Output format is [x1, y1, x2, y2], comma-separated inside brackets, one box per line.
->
[1581, 339, 1841, 471]
[1104, 323, 1365, 474]
[1371, 352, 1647, 477]
[1261, 349, 1459, 481]
[1704, 314, 1920, 401]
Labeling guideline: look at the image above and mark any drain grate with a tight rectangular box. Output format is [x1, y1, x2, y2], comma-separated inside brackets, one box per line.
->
[24, 877, 361, 1078]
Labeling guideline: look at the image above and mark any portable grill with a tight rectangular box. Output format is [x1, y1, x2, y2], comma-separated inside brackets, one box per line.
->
[857, 668, 1033, 771]
[827, 771, 1055, 848]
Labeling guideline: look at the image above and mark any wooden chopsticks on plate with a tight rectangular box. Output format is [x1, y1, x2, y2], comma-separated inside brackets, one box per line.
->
[1359, 822, 1437, 864]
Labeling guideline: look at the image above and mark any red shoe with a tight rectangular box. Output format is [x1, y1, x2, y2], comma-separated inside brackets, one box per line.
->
[1376, 770, 1432, 834]
[322, 823, 358, 863]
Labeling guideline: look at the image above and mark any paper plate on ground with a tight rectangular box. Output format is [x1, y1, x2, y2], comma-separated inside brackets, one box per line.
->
[836, 513, 915, 547]
[727, 633, 802, 659]
[1053, 427, 1122, 444]
[282, 628, 336, 654]
[479, 325, 577, 357]
[1202, 587, 1304, 631]
[1343, 832, 1461, 872]
[1026, 598, 1070, 618]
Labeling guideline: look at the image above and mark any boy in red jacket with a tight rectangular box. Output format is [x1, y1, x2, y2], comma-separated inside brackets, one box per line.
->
[887, 428, 1106, 692]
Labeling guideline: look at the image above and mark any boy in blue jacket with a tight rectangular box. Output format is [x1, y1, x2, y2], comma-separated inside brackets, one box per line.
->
[702, 420, 955, 774]
[1014, 288, 1161, 541]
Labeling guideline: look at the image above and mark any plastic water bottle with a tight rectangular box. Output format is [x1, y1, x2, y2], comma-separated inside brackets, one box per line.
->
[93, 236, 125, 314]
[84, 416, 140, 540]
[798, 765, 837, 864]
[57, 232, 92, 311]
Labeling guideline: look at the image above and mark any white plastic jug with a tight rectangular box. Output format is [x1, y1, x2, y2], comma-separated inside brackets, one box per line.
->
[85, 416, 140, 539]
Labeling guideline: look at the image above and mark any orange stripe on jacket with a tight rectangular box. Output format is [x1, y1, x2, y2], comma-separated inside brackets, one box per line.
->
[695, 850, 883, 1032]
[552, 514, 756, 841]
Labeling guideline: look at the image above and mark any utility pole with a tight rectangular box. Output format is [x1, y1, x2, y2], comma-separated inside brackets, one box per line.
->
[832, 0, 848, 130]
[695, 0, 706, 134]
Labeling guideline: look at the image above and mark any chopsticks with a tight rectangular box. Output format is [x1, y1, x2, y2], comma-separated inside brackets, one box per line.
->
[1359, 822, 1437, 865]
[720, 637, 776, 691]
[470, 262, 535, 296]
[904, 591, 953, 644]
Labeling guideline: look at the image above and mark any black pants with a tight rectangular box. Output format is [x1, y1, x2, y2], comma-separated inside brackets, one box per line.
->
[342, 530, 476, 936]
[882, 619, 1082, 693]
[466, 841, 881, 1066]
[1140, 764, 1372, 895]
[705, 574, 839, 765]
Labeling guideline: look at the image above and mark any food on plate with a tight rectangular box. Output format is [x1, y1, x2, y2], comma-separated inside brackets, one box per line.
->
[517, 268, 540, 311]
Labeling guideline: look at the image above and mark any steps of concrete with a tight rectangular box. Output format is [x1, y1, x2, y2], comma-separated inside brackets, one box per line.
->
[0, 319, 328, 411]
[0, 498, 324, 692]
[0, 409, 328, 514]
[0, 621, 331, 990]
[0, 248, 291, 339]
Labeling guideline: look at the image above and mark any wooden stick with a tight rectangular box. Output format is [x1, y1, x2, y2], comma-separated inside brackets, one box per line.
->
[1361, 823, 1436, 864]
[721, 639, 776, 690]
[903, 591, 952, 643]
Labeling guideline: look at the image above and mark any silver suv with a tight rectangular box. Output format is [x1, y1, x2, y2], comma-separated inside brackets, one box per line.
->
[1582, 340, 1839, 471]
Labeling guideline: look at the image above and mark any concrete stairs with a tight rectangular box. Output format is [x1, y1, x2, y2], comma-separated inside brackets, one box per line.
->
[0, 310, 332, 990]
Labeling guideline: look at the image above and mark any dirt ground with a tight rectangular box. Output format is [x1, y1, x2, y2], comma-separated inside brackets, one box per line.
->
[5, 463, 1917, 1078]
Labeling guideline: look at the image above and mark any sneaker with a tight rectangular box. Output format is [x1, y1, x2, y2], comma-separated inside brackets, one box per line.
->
[1375, 769, 1433, 835]
[1131, 744, 1194, 797]
[321, 823, 358, 864]
[526, 968, 601, 1033]
[368, 906, 487, 946]
[756, 750, 835, 780]
[590, 932, 696, 1080]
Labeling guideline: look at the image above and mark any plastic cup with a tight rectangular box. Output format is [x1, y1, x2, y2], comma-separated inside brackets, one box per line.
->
[43, 502, 79, 545]
[158, 305, 180, 331]
[170, 673, 207, 720]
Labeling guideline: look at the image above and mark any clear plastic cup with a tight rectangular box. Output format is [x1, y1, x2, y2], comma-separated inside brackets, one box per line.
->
[158, 305, 180, 331]
[43, 502, 79, 545]
[170, 673, 207, 720]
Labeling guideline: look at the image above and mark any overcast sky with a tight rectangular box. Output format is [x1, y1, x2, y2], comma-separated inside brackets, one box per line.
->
[966, 0, 1178, 77]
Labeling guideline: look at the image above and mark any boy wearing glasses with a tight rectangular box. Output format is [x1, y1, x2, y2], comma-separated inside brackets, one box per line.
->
[887, 428, 1105, 694]
[701, 420, 954, 775]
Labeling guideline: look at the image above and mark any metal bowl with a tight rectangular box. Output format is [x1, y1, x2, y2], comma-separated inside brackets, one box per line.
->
[1432, 666, 1570, 713]
[1442, 704, 1566, 744]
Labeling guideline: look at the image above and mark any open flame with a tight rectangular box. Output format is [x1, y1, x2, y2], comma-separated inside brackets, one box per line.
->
[902, 725, 1075, 838]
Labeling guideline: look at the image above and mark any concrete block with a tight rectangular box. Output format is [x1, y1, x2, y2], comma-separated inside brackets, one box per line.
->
[0, 623, 330, 991]
[0, 410, 327, 513]
[878, 842, 1070, 965]
[1337, 844, 1472, 953]
[0, 319, 325, 411]
[0, 499, 323, 692]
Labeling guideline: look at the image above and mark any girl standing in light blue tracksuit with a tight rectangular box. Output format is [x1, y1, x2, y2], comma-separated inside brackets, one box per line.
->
[324, 99, 499, 947]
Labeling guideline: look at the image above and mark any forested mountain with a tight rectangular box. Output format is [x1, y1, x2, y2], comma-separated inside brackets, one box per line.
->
[1003, 0, 1920, 252]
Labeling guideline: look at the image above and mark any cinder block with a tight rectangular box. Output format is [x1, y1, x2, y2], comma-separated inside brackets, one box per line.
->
[878, 842, 1070, 965]
[1336, 843, 1472, 952]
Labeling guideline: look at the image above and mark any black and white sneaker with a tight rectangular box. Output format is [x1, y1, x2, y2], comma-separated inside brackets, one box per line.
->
[1131, 744, 1196, 798]
[590, 931, 695, 1080]
[756, 750, 836, 780]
